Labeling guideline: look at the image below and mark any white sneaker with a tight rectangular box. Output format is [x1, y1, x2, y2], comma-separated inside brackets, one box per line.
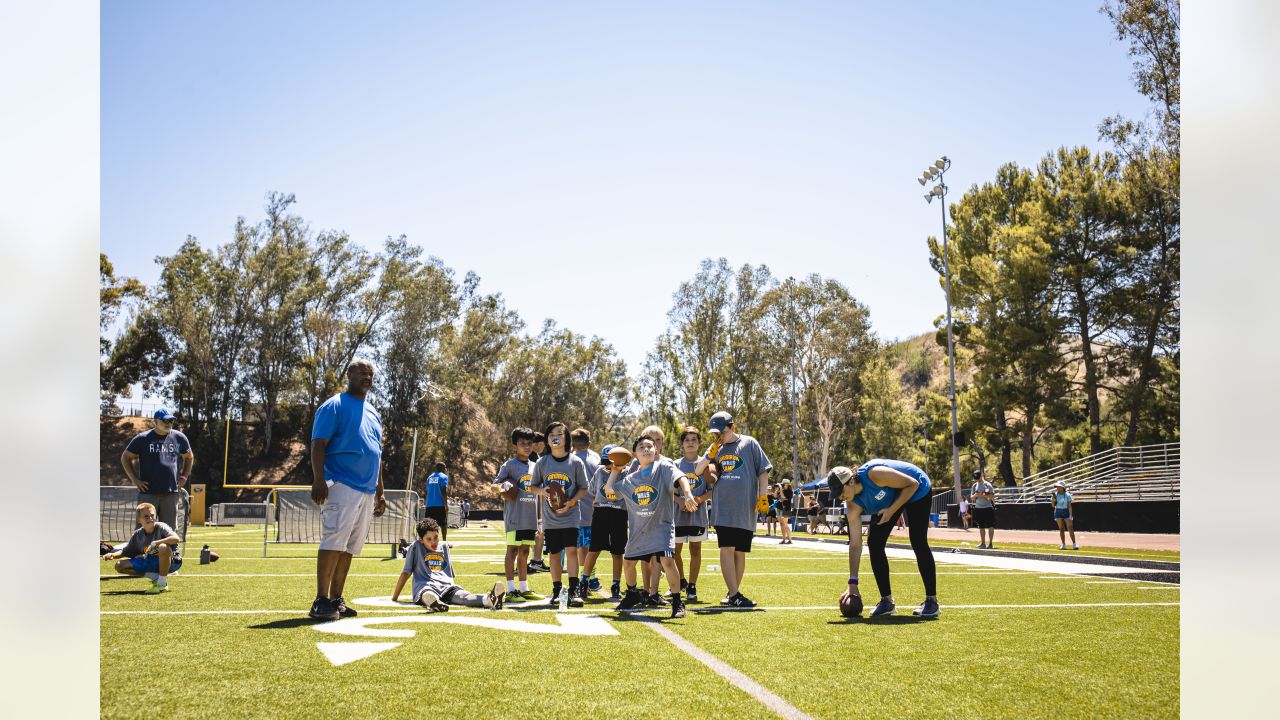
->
[1072, 544, 1079, 550]
[1059, 544, 1067, 550]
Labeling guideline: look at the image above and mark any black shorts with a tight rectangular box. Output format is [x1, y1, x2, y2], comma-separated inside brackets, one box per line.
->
[715, 525, 754, 552]
[625, 550, 673, 562]
[544, 526, 579, 554]
[973, 506, 996, 529]
[766, 509, 778, 518]
[674, 525, 706, 540]
[589, 506, 627, 555]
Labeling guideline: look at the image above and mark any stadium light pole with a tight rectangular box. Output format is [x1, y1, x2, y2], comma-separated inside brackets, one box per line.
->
[918, 156, 963, 507]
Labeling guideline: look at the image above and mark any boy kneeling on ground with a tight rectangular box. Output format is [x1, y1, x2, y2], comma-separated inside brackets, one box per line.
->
[393, 518, 505, 612]
[102, 502, 181, 594]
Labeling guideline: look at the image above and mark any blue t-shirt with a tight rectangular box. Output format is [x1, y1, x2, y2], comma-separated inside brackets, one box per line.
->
[1054, 492, 1072, 510]
[425, 472, 449, 507]
[853, 459, 932, 514]
[311, 393, 382, 494]
[125, 429, 191, 494]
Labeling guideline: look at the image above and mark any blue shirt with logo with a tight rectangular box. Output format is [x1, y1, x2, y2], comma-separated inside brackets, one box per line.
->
[126, 429, 191, 494]
[311, 393, 382, 494]
[425, 472, 449, 507]
[853, 459, 932, 514]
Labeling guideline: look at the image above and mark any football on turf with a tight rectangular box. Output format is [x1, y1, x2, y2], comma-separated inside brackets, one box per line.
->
[839, 591, 863, 618]
[607, 447, 634, 467]
[547, 483, 566, 510]
[498, 481, 518, 501]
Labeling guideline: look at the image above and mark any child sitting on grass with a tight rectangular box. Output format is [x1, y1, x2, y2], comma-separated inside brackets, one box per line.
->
[101, 502, 181, 594]
[392, 518, 505, 612]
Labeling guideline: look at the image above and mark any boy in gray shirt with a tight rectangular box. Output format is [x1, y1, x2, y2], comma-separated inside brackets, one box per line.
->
[101, 502, 182, 594]
[606, 436, 696, 618]
[530, 421, 591, 608]
[392, 518, 504, 611]
[674, 426, 714, 603]
[494, 427, 542, 603]
[584, 446, 628, 600]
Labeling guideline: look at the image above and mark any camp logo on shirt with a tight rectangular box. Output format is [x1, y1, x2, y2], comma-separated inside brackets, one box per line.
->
[632, 485, 657, 506]
[717, 454, 741, 474]
[604, 487, 619, 501]
[518, 474, 533, 491]
[685, 473, 703, 492]
[547, 473, 572, 492]
[425, 552, 446, 572]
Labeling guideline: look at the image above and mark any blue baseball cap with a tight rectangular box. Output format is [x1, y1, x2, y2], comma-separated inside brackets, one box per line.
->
[600, 444, 616, 464]
[709, 411, 734, 433]
[153, 408, 177, 421]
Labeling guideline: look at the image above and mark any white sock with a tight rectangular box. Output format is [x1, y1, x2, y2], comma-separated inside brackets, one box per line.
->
[507, 580, 516, 592]
[145, 572, 159, 581]
[519, 580, 529, 592]
[155, 576, 168, 586]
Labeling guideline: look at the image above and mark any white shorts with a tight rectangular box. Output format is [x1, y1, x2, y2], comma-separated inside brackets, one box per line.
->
[675, 530, 709, 544]
[319, 481, 374, 554]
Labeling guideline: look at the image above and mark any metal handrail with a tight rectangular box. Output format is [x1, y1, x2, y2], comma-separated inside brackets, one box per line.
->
[993, 442, 1179, 504]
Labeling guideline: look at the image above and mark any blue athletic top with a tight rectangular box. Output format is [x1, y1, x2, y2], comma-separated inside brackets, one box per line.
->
[1054, 492, 1072, 510]
[311, 393, 382, 494]
[425, 472, 449, 507]
[853, 459, 932, 514]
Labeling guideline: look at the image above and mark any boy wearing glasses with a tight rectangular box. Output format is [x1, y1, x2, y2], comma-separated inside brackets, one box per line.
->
[102, 503, 182, 594]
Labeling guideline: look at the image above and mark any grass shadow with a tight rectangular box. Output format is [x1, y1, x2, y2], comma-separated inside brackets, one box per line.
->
[826, 615, 933, 625]
[247, 617, 325, 630]
[690, 606, 766, 615]
[100, 589, 156, 596]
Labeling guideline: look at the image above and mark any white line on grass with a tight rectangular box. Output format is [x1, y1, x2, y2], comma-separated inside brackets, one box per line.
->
[620, 618, 814, 720]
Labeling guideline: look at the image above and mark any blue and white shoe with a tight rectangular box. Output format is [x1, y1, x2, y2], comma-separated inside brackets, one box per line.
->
[869, 598, 896, 618]
[912, 598, 940, 618]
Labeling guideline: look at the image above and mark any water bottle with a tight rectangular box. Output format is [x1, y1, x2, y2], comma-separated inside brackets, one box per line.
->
[200, 544, 211, 565]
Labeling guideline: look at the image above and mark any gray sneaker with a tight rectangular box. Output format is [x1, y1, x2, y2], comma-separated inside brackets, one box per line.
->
[912, 598, 940, 619]
[869, 598, 896, 618]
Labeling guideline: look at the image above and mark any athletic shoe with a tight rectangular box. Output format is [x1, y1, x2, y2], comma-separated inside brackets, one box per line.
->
[309, 596, 339, 621]
[912, 598, 941, 618]
[587, 574, 602, 592]
[869, 598, 896, 618]
[418, 591, 449, 613]
[488, 581, 504, 610]
[429, 599, 450, 612]
[519, 590, 545, 601]
[728, 593, 756, 609]
[334, 596, 357, 617]
[568, 593, 584, 608]
[504, 590, 525, 604]
[680, 578, 689, 592]
[671, 597, 686, 619]
[646, 592, 669, 607]
[528, 560, 550, 573]
[615, 589, 643, 611]
[988, 544, 996, 549]
[1059, 544, 1067, 550]
[720, 595, 732, 605]
[687, 584, 699, 603]
[978, 544, 987, 549]
[609, 582, 621, 601]
[1072, 544, 1079, 550]
[144, 580, 169, 595]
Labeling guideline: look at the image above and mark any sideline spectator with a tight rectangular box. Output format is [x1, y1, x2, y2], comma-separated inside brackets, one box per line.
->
[959, 497, 970, 530]
[971, 470, 997, 549]
[121, 408, 194, 531]
[102, 502, 181, 594]
[779, 479, 794, 544]
[461, 499, 470, 528]
[765, 486, 779, 537]
[807, 496, 821, 533]
[425, 461, 450, 540]
[1052, 481, 1079, 550]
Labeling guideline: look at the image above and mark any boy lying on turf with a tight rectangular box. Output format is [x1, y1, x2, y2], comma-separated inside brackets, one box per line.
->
[102, 502, 181, 594]
[392, 518, 505, 612]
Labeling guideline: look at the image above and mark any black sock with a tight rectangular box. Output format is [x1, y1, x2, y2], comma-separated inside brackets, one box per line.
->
[568, 577, 579, 592]
[553, 581, 563, 596]
[671, 592, 682, 603]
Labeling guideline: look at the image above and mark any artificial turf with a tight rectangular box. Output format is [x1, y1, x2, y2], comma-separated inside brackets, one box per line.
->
[100, 524, 1178, 719]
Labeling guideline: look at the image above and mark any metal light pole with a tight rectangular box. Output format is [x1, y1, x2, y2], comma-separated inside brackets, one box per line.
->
[918, 156, 963, 505]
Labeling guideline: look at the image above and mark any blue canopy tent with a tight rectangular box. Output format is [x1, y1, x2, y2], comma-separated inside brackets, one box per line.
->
[800, 477, 828, 492]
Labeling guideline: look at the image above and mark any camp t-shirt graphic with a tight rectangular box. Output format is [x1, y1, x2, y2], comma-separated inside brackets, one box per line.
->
[675, 456, 711, 528]
[631, 483, 657, 507]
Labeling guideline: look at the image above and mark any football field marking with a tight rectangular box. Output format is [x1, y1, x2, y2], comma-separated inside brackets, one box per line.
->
[640, 618, 814, 720]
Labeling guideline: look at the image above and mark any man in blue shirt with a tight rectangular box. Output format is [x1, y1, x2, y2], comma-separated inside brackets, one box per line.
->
[308, 359, 387, 622]
[424, 461, 450, 540]
[121, 408, 194, 531]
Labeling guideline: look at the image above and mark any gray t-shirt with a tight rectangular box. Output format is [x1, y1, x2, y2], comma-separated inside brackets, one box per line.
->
[971, 480, 995, 509]
[675, 456, 711, 529]
[403, 539, 457, 600]
[122, 522, 181, 562]
[613, 458, 681, 557]
[533, 452, 590, 530]
[574, 449, 600, 527]
[494, 457, 537, 531]
[590, 465, 625, 510]
[709, 434, 772, 531]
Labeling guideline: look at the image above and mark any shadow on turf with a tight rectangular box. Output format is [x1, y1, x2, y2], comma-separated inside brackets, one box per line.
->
[247, 617, 328, 630]
[100, 589, 162, 596]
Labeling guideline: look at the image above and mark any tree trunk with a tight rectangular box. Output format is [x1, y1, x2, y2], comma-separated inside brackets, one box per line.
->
[995, 409, 1016, 486]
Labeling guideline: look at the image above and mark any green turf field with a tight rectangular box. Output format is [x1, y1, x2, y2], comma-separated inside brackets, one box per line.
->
[101, 523, 1178, 719]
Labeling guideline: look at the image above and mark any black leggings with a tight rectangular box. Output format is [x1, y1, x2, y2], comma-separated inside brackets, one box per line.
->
[866, 494, 936, 598]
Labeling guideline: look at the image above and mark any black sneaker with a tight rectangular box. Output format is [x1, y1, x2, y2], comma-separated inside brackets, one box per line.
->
[334, 596, 357, 618]
[680, 578, 689, 592]
[528, 560, 550, 573]
[615, 589, 643, 611]
[728, 593, 757, 609]
[869, 598, 896, 618]
[609, 582, 621, 601]
[568, 592, 584, 608]
[576, 582, 590, 601]
[686, 584, 699, 603]
[309, 596, 339, 621]
[488, 581, 504, 610]
[647, 592, 669, 607]
[671, 597, 686, 619]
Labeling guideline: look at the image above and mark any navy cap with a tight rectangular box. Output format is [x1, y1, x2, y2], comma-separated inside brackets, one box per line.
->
[601, 444, 616, 464]
[153, 408, 176, 421]
[708, 411, 734, 433]
[826, 466, 854, 497]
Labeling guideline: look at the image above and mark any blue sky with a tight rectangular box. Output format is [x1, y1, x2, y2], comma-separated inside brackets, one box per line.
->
[102, 0, 1150, 386]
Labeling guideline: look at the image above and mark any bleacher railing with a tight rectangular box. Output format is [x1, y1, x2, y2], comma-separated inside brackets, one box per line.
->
[993, 442, 1179, 504]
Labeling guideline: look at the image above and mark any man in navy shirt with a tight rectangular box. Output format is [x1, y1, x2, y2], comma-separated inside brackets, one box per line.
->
[121, 408, 194, 531]
[308, 359, 387, 622]
[424, 461, 450, 540]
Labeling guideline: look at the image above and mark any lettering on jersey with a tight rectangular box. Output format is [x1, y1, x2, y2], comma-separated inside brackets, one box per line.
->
[518, 475, 533, 491]
[632, 484, 657, 507]
[718, 454, 741, 474]
[547, 473, 572, 491]
[425, 552, 446, 572]
[874, 489, 886, 501]
[604, 488, 619, 501]
[685, 473, 702, 492]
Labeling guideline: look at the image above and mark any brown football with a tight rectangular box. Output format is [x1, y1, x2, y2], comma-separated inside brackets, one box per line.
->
[547, 483, 566, 509]
[607, 447, 634, 467]
[497, 482, 518, 501]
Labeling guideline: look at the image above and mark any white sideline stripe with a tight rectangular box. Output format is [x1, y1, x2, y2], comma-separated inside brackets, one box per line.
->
[1086, 580, 1136, 584]
[101, 601, 1180, 616]
[1038, 576, 1093, 580]
[641, 619, 814, 720]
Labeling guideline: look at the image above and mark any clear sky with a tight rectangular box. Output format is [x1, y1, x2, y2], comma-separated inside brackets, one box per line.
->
[102, 0, 1150, 385]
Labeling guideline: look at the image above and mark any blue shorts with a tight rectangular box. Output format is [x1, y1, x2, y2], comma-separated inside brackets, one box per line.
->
[129, 555, 182, 574]
[1053, 508, 1071, 520]
[577, 526, 592, 549]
